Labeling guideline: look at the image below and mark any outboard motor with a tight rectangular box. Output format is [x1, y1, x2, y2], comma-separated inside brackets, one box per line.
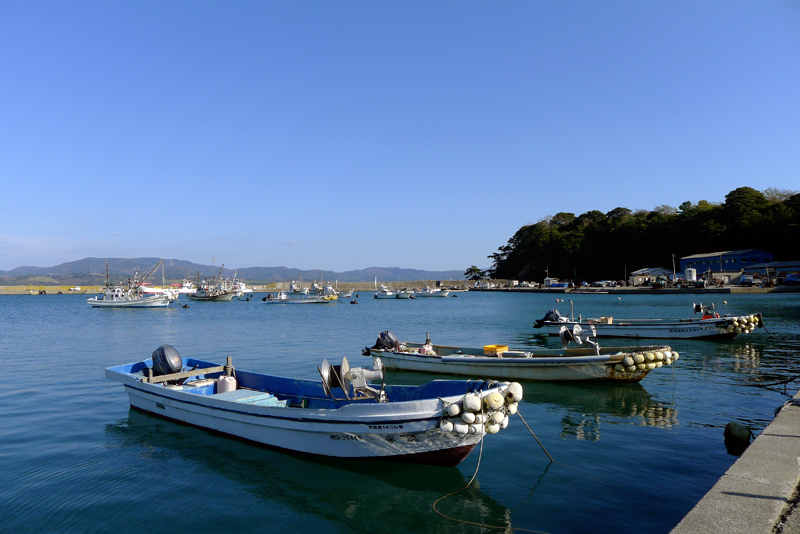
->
[371, 331, 398, 351]
[363, 331, 398, 355]
[152, 344, 182, 376]
[533, 309, 562, 329]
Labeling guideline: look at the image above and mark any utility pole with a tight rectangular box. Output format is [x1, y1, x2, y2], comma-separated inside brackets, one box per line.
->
[672, 254, 676, 281]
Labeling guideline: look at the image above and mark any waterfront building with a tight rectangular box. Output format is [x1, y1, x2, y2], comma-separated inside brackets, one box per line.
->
[680, 249, 774, 275]
[629, 267, 672, 286]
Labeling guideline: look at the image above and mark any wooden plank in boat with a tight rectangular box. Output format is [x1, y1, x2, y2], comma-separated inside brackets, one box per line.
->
[144, 365, 226, 383]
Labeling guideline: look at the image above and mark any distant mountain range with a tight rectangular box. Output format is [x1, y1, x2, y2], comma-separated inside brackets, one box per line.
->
[0, 257, 465, 283]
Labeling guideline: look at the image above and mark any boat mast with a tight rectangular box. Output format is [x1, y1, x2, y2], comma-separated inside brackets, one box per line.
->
[136, 260, 163, 289]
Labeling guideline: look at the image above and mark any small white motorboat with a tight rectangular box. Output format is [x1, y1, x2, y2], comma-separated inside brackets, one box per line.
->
[374, 285, 396, 299]
[141, 279, 197, 296]
[415, 287, 450, 297]
[363, 330, 679, 382]
[106, 345, 521, 466]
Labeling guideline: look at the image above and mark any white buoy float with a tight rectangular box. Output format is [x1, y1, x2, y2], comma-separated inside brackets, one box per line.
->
[504, 382, 523, 403]
[484, 391, 504, 411]
[463, 394, 482, 413]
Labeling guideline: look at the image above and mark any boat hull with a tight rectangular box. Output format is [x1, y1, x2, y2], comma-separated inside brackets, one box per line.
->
[131, 402, 477, 465]
[538, 320, 735, 339]
[263, 296, 336, 304]
[187, 292, 236, 301]
[87, 295, 171, 308]
[370, 350, 648, 382]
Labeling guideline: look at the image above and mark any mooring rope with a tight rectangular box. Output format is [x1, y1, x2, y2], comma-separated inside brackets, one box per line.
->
[432, 405, 549, 533]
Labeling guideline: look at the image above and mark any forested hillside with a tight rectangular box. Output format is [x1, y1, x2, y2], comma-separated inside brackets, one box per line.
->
[488, 187, 800, 282]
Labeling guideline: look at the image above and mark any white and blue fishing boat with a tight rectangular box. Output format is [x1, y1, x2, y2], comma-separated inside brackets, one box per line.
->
[106, 345, 521, 466]
[532, 303, 764, 340]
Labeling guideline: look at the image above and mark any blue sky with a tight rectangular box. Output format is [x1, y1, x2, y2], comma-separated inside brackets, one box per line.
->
[1, 2, 798, 272]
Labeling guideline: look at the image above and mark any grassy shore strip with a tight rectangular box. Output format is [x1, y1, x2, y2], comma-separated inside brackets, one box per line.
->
[670, 388, 800, 534]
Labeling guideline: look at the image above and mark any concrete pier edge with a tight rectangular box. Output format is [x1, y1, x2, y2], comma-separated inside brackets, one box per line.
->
[671, 389, 800, 533]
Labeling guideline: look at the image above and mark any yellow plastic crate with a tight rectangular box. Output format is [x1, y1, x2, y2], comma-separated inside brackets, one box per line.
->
[484, 344, 509, 355]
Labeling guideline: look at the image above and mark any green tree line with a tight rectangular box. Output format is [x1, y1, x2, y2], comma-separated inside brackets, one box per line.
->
[487, 187, 800, 282]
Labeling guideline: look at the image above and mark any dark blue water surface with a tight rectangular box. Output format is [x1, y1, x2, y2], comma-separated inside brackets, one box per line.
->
[1, 291, 798, 533]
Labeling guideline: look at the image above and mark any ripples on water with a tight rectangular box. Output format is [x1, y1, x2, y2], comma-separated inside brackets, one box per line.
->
[1, 291, 798, 533]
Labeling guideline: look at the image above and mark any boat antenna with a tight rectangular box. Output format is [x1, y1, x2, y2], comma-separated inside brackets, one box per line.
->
[105, 259, 109, 289]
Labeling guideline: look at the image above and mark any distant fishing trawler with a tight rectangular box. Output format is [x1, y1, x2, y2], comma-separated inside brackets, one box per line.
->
[187, 265, 237, 301]
[87, 260, 177, 308]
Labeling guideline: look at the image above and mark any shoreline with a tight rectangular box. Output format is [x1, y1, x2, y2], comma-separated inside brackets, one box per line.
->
[2, 284, 798, 295]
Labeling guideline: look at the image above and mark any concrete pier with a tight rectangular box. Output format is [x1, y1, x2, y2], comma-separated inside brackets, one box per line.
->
[671, 389, 800, 533]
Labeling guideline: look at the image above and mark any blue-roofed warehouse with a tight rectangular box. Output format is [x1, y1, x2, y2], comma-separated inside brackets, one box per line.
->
[680, 249, 775, 275]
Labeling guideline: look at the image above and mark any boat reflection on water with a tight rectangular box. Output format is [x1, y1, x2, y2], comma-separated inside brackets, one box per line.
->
[383, 370, 679, 443]
[523, 382, 679, 441]
[534, 383, 680, 441]
[105, 409, 516, 533]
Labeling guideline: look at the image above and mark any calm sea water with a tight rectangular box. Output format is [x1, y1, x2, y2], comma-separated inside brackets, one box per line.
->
[1, 291, 799, 533]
